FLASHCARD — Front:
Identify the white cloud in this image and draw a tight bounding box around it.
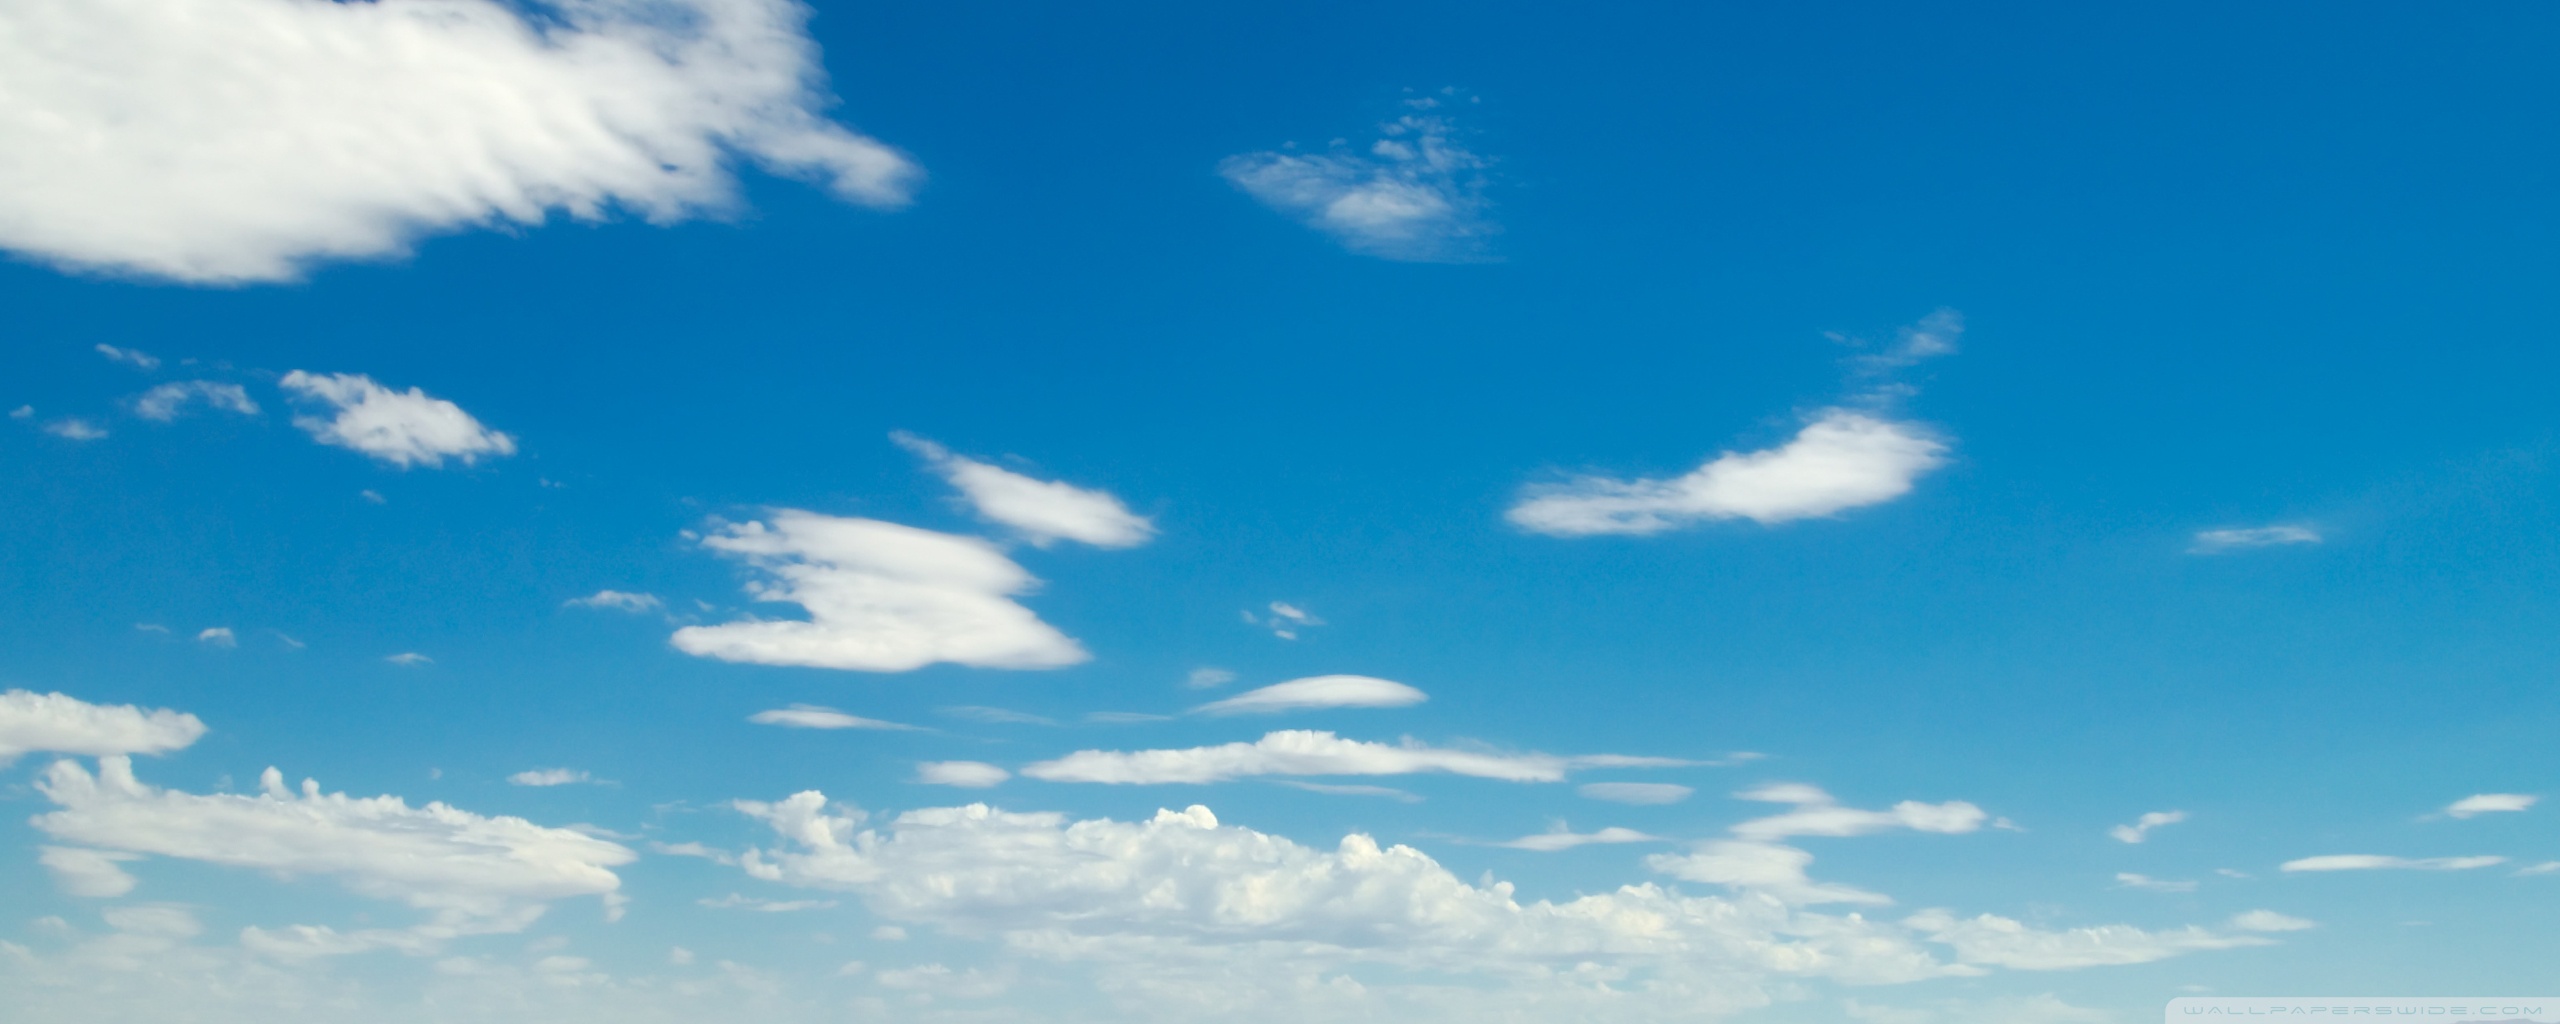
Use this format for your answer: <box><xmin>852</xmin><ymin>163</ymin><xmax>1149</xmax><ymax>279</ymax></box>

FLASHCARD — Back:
<box><xmin>1508</xmin><ymin>410</ymin><xmax>1949</xmax><ymax>536</ymax></box>
<box><xmin>195</xmin><ymin>627</ymin><xmax>236</xmax><ymax>648</ymax></box>
<box><xmin>2445</xmin><ymin>793</ymin><xmax>2536</xmax><ymax>819</ymax></box>
<box><xmin>1644</xmin><ymin>785</ymin><xmax>1988</xmax><ymax>907</ymax></box>
<box><xmin>9</xmin><ymin>404</ymin><xmax>32</xmax><ymax>419</ymax></box>
<box><xmin>748</xmin><ymin>705</ymin><xmax>920</xmax><ymax>731</ymax></box>
<box><xmin>1902</xmin><ymin>909</ymin><xmax>2274</xmax><ymax>970</ymax></box>
<box><xmin>2113</xmin><ymin>872</ymin><xmax>2197</xmax><ymax>893</ymax></box>
<box><xmin>894</xmin><ymin>433</ymin><xmax>1155</xmax><ymax>548</ymax></box>
<box><xmin>95</xmin><ymin>343</ymin><xmax>160</xmax><ymax>369</ymax></box>
<box><xmin>1186</xmin><ymin>667</ymin><xmax>1238</xmax><ymax>689</ymax></box>
<box><xmin>280</xmin><ymin>371</ymin><xmax>516</xmax><ymax>468</ymax></box>
<box><xmin>1273</xmin><ymin>781</ymin><xmax>1421</xmax><ymax>802</ymax></box>
<box><xmin>1647</xmin><ymin>840</ymin><xmax>1891</xmax><ymax>905</ymax></box>
<box><xmin>2227</xmin><ymin>910</ymin><xmax>2315</xmax><ymax>932</ymax></box>
<box><xmin>2109</xmin><ymin>809</ymin><xmax>2187</xmax><ymax>844</ymax></box>
<box><xmin>1846</xmin><ymin>309</ymin><xmax>1964</xmax><ymax>375</ymax></box>
<box><xmin>2280</xmin><ymin>854</ymin><xmax>2507</xmax><ymax>872</ymax></box>
<box><xmin>1579</xmin><ymin>782</ymin><xmax>1695</xmax><ymax>805</ymax></box>
<box><xmin>38</xmin><ymin>846</ymin><xmax>141</xmax><ymax>897</ymax></box>
<box><xmin>565</xmin><ymin>590</ymin><xmax>663</xmax><ymax>614</ymax></box>
<box><xmin>2515</xmin><ymin>861</ymin><xmax>2560</xmax><ymax>877</ymax></box>
<box><xmin>0</xmin><ymin>690</ymin><xmax>207</xmax><ymax>763</ymax></box>
<box><xmin>0</xmin><ymin>0</ymin><xmax>916</xmax><ymax>284</ymax></box>
<box><xmin>133</xmin><ymin>381</ymin><xmax>257</xmax><ymax>421</ymax></box>
<box><xmin>1088</xmin><ymin>711</ymin><xmax>1176</xmax><ymax>724</ymax></box>
<box><xmin>385</xmin><ymin>652</ymin><xmax>433</xmax><ymax>666</ymax></box>
<box><xmin>2189</xmin><ymin>525</ymin><xmax>2322</xmax><ymax>554</ymax></box>
<box><xmin>1022</xmin><ymin>730</ymin><xmax>1591</xmax><ymax>785</ymax></box>
<box><xmin>507</xmin><ymin>768</ymin><xmax>592</xmax><ymax>787</ymax></box>
<box><xmin>941</xmin><ymin>705</ymin><xmax>1058</xmax><ymax>726</ymax></box>
<box><xmin>1220</xmin><ymin>110</ymin><xmax>1493</xmax><ymax>262</ymax></box>
<box><xmin>672</xmin><ymin>511</ymin><xmax>1088</xmax><ymax>672</ymax></box>
<box><xmin>1243</xmin><ymin>601</ymin><xmax>1323</xmax><ymax>640</ymax></box>
<box><xmin>34</xmin><ymin>756</ymin><xmax>633</xmax><ymax>933</ymax></box>
<box><xmin>1497</xmin><ymin>825</ymin><xmax>1662</xmax><ymax>852</ymax></box>
<box><xmin>915</xmin><ymin>762</ymin><xmax>1011</xmax><ymax>788</ymax></box>
<box><xmin>697</xmin><ymin>893</ymin><xmax>836</xmax><ymax>912</ymax></box>
<box><xmin>1192</xmin><ymin>675</ymin><xmax>1428</xmax><ymax>715</ymax></box>
<box><xmin>1727</xmin><ymin>783</ymin><xmax>1987</xmax><ymax>841</ymax></box>
<box><xmin>43</xmin><ymin>418</ymin><xmax>107</xmax><ymax>441</ymax></box>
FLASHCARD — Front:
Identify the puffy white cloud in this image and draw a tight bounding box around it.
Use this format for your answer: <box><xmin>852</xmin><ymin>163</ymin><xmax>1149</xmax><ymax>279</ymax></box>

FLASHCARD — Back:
<box><xmin>915</xmin><ymin>761</ymin><xmax>1010</xmax><ymax>788</ymax></box>
<box><xmin>894</xmin><ymin>433</ymin><xmax>1155</xmax><ymax>548</ymax></box>
<box><xmin>34</xmin><ymin>756</ymin><xmax>633</xmax><ymax>930</ymax></box>
<box><xmin>507</xmin><ymin>768</ymin><xmax>592</xmax><ymax>787</ymax></box>
<box><xmin>1220</xmin><ymin>109</ymin><xmax>1493</xmax><ymax>263</ymax></box>
<box><xmin>0</xmin><ymin>690</ymin><xmax>207</xmax><ymax>763</ymax></box>
<box><xmin>0</xmin><ymin>0</ymin><xmax>916</xmax><ymax>284</ymax></box>
<box><xmin>1497</xmin><ymin>825</ymin><xmax>1662</xmax><ymax>852</ymax></box>
<box><xmin>281</xmin><ymin>371</ymin><xmax>516</xmax><ymax>468</ymax></box>
<box><xmin>1192</xmin><ymin>675</ymin><xmax>1428</xmax><ymax>716</ymax></box>
<box><xmin>2113</xmin><ymin>872</ymin><xmax>2197</xmax><ymax>893</ymax></box>
<box><xmin>1022</xmin><ymin>730</ymin><xmax>1584</xmax><ymax>785</ymax></box>
<box><xmin>748</xmin><ymin>705</ymin><xmax>920</xmax><ymax>731</ymax></box>
<box><xmin>1507</xmin><ymin>410</ymin><xmax>1949</xmax><ymax>536</ymax></box>
<box><xmin>2280</xmin><ymin>854</ymin><xmax>2507</xmax><ymax>872</ymax></box>
<box><xmin>2109</xmin><ymin>809</ymin><xmax>2187</xmax><ymax>844</ymax></box>
<box><xmin>565</xmin><ymin>590</ymin><xmax>663</xmax><ymax>613</ymax></box>
<box><xmin>1579</xmin><ymin>782</ymin><xmax>1694</xmax><ymax>805</ymax></box>
<box><xmin>2189</xmin><ymin>525</ymin><xmax>2322</xmax><ymax>554</ymax></box>
<box><xmin>1902</xmin><ymin>909</ymin><xmax>2274</xmax><ymax>970</ymax></box>
<box><xmin>2445</xmin><ymin>793</ymin><xmax>2536</xmax><ymax>819</ymax></box>
<box><xmin>1648</xmin><ymin>840</ymin><xmax>1891</xmax><ymax>906</ymax></box>
<box><xmin>1727</xmin><ymin>783</ymin><xmax>1987</xmax><ymax>842</ymax></box>
<box><xmin>672</xmin><ymin>511</ymin><xmax>1088</xmax><ymax>672</ymax></box>
<box><xmin>38</xmin><ymin>845</ymin><xmax>141</xmax><ymax>897</ymax></box>
<box><xmin>95</xmin><ymin>343</ymin><xmax>161</xmax><ymax>370</ymax></box>
<box><xmin>43</xmin><ymin>418</ymin><xmax>107</xmax><ymax>441</ymax></box>
<box><xmin>2227</xmin><ymin>910</ymin><xmax>2315</xmax><ymax>932</ymax></box>
<box><xmin>133</xmin><ymin>381</ymin><xmax>257</xmax><ymax>421</ymax></box>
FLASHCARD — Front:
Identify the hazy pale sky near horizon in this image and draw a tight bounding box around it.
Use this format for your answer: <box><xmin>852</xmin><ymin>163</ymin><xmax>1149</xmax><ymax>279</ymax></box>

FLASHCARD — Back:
<box><xmin>4</xmin><ymin>2</ymin><xmax>2560</xmax><ymax>1022</ymax></box>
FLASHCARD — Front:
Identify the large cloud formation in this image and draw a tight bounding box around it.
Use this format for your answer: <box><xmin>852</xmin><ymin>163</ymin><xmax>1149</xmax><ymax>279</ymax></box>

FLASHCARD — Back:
<box><xmin>0</xmin><ymin>690</ymin><xmax>206</xmax><ymax>763</ymax></box>
<box><xmin>0</xmin><ymin>0</ymin><xmax>916</xmax><ymax>283</ymax></box>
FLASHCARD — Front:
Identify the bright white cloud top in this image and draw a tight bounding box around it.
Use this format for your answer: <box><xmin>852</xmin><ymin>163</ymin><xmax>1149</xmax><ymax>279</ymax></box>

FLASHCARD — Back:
<box><xmin>1191</xmin><ymin>675</ymin><xmax>1429</xmax><ymax>715</ymax></box>
<box><xmin>0</xmin><ymin>690</ymin><xmax>206</xmax><ymax>763</ymax></box>
<box><xmin>748</xmin><ymin>705</ymin><xmax>920</xmax><ymax>731</ymax></box>
<box><xmin>1508</xmin><ymin>410</ymin><xmax>1949</xmax><ymax>536</ymax></box>
<box><xmin>133</xmin><ymin>381</ymin><xmax>258</xmax><ymax>421</ymax></box>
<box><xmin>895</xmin><ymin>433</ymin><xmax>1155</xmax><ymax>548</ymax></box>
<box><xmin>0</xmin><ymin>0</ymin><xmax>916</xmax><ymax>283</ymax></box>
<box><xmin>280</xmin><ymin>371</ymin><xmax>517</xmax><ymax>468</ymax></box>
<box><xmin>2109</xmin><ymin>809</ymin><xmax>2187</xmax><ymax>843</ymax></box>
<box><xmin>673</xmin><ymin>511</ymin><xmax>1089</xmax><ymax>672</ymax></box>
<box><xmin>2280</xmin><ymin>854</ymin><xmax>2508</xmax><ymax>872</ymax></box>
<box><xmin>1221</xmin><ymin>108</ymin><xmax>1493</xmax><ymax>262</ymax></box>
<box><xmin>2444</xmin><ymin>793</ymin><xmax>2536</xmax><ymax>818</ymax></box>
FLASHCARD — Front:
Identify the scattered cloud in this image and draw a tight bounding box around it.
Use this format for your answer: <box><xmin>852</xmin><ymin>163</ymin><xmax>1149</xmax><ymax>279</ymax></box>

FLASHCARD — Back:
<box><xmin>697</xmin><ymin>893</ymin><xmax>836</xmax><ymax>913</ymax></box>
<box><xmin>748</xmin><ymin>705</ymin><xmax>921</xmax><ymax>731</ymax></box>
<box><xmin>1022</xmin><ymin>730</ymin><xmax>1609</xmax><ymax>785</ymax></box>
<box><xmin>9</xmin><ymin>404</ymin><xmax>32</xmax><ymax>419</ymax></box>
<box><xmin>2189</xmin><ymin>525</ymin><xmax>2322</xmax><ymax>554</ymax></box>
<box><xmin>1496</xmin><ymin>825</ymin><xmax>1662</xmax><ymax>852</ymax></box>
<box><xmin>1649</xmin><ymin>839</ymin><xmax>1892</xmax><ymax>905</ymax></box>
<box><xmin>894</xmin><ymin>433</ymin><xmax>1155</xmax><ymax>548</ymax></box>
<box><xmin>672</xmin><ymin>511</ymin><xmax>1088</xmax><ymax>673</ymax></box>
<box><xmin>384</xmin><ymin>652</ymin><xmax>432</xmax><ymax>667</ymax></box>
<box><xmin>95</xmin><ymin>344</ymin><xmax>161</xmax><ymax>370</ymax></box>
<box><xmin>2280</xmin><ymin>854</ymin><xmax>2507</xmax><ymax>872</ymax></box>
<box><xmin>507</xmin><ymin>768</ymin><xmax>592</xmax><ymax>787</ymax></box>
<box><xmin>564</xmin><ymin>590</ymin><xmax>663</xmax><ymax>614</ymax></box>
<box><xmin>280</xmin><ymin>371</ymin><xmax>515</xmax><ymax>468</ymax></box>
<box><xmin>1902</xmin><ymin>909</ymin><xmax>2275</xmax><ymax>970</ymax></box>
<box><xmin>915</xmin><ymin>761</ymin><xmax>1010</xmax><ymax>788</ymax></box>
<box><xmin>1243</xmin><ymin>601</ymin><xmax>1322</xmax><ymax>640</ymax></box>
<box><xmin>2515</xmin><ymin>861</ymin><xmax>2560</xmax><ymax>877</ymax></box>
<box><xmin>0</xmin><ymin>690</ymin><xmax>207</xmax><ymax>763</ymax></box>
<box><xmin>37</xmin><ymin>845</ymin><xmax>141</xmax><ymax>897</ymax></box>
<box><xmin>1844</xmin><ymin>309</ymin><xmax>1964</xmax><ymax>376</ymax></box>
<box><xmin>1728</xmin><ymin>783</ymin><xmax>1987</xmax><ymax>841</ymax></box>
<box><xmin>1579</xmin><ymin>782</ymin><xmax>1695</xmax><ymax>805</ymax></box>
<box><xmin>940</xmin><ymin>705</ymin><xmax>1058</xmax><ymax>726</ymax></box>
<box><xmin>44</xmin><ymin>418</ymin><xmax>107</xmax><ymax>441</ymax></box>
<box><xmin>194</xmin><ymin>627</ymin><xmax>236</xmax><ymax>648</ymax></box>
<box><xmin>0</xmin><ymin>0</ymin><xmax>916</xmax><ymax>283</ymax></box>
<box><xmin>1273</xmin><ymin>781</ymin><xmax>1422</xmax><ymax>802</ymax></box>
<box><xmin>2227</xmin><ymin>910</ymin><xmax>2315</xmax><ymax>932</ymax></box>
<box><xmin>2114</xmin><ymin>872</ymin><xmax>2198</xmax><ymax>893</ymax></box>
<box><xmin>1508</xmin><ymin>410</ymin><xmax>1948</xmax><ymax>536</ymax></box>
<box><xmin>360</xmin><ymin>489</ymin><xmax>386</xmax><ymax>505</ymax></box>
<box><xmin>1085</xmin><ymin>711</ymin><xmax>1175</xmax><ymax>724</ymax></box>
<box><xmin>133</xmin><ymin>381</ymin><xmax>257</xmax><ymax>421</ymax></box>
<box><xmin>2444</xmin><ymin>793</ymin><xmax>2536</xmax><ymax>819</ymax></box>
<box><xmin>2109</xmin><ymin>810</ymin><xmax>2187</xmax><ymax>844</ymax></box>
<box><xmin>1191</xmin><ymin>675</ymin><xmax>1428</xmax><ymax>715</ymax></box>
<box><xmin>1186</xmin><ymin>667</ymin><xmax>1238</xmax><ymax>689</ymax></box>
<box><xmin>1220</xmin><ymin>104</ymin><xmax>1493</xmax><ymax>262</ymax></box>
<box><xmin>1645</xmin><ymin>785</ymin><xmax>1989</xmax><ymax>906</ymax></box>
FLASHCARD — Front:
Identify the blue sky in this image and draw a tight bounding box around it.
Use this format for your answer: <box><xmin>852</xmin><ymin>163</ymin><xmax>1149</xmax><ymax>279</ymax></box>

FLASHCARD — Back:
<box><xmin>4</xmin><ymin>1</ymin><xmax>2559</xmax><ymax>1021</ymax></box>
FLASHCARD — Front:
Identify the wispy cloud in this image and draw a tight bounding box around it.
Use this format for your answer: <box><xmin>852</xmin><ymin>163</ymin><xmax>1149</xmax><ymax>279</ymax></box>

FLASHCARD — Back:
<box><xmin>564</xmin><ymin>590</ymin><xmax>663</xmax><ymax>614</ymax></box>
<box><xmin>1496</xmin><ymin>825</ymin><xmax>1663</xmax><ymax>852</ymax></box>
<box><xmin>914</xmin><ymin>761</ymin><xmax>1009</xmax><ymax>788</ymax></box>
<box><xmin>1220</xmin><ymin>97</ymin><xmax>1493</xmax><ymax>262</ymax></box>
<box><xmin>2280</xmin><ymin>854</ymin><xmax>2506</xmax><ymax>872</ymax></box>
<box><xmin>1185</xmin><ymin>667</ymin><xmax>1237</xmax><ymax>689</ymax></box>
<box><xmin>697</xmin><ymin>893</ymin><xmax>836</xmax><ymax>912</ymax></box>
<box><xmin>2114</xmin><ymin>872</ymin><xmax>2198</xmax><ymax>893</ymax></box>
<box><xmin>894</xmin><ymin>433</ymin><xmax>1154</xmax><ymax>548</ymax></box>
<box><xmin>1647</xmin><ymin>784</ymin><xmax>1989</xmax><ymax>906</ymax></box>
<box><xmin>1578</xmin><ymin>782</ymin><xmax>1695</xmax><ymax>805</ymax></box>
<box><xmin>2443</xmin><ymin>793</ymin><xmax>2535</xmax><ymax>819</ymax></box>
<box><xmin>280</xmin><ymin>372</ymin><xmax>514</xmax><ymax>468</ymax></box>
<box><xmin>1021</xmin><ymin>730</ymin><xmax>1663</xmax><ymax>785</ymax></box>
<box><xmin>1191</xmin><ymin>675</ymin><xmax>1427</xmax><ymax>715</ymax></box>
<box><xmin>133</xmin><ymin>381</ymin><xmax>257</xmax><ymax>421</ymax></box>
<box><xmin>194</xmin><ymin>627</ymin><xmax>236</xmax><ymax>648</ymax></box>
<box><xmin>747</xmin><ymin>706</ymin><xmax>921</xmax><ymax>731</ymax></box>
<box><xmin>95</xmin><ymin>344</ymin><xmax>160</xmax><ymax>369</ymax></box>
<box><xmin>1272</xmin><ymin>780</ymin><xmax>1422</xmax><ymax>802</ymax></box>
<box><xmin>2110</xmin><ymin>810</ymin><xmax>2187</xmax><ymax>844</ymax></box>
<box><xmin>939</xmin><ymin>706</ymin><xmax>1058</xmax><ymax>726</ymax></box>
<box><xmin>2189</xmin><ymin>525</ymin><xmax>2321</xmax><ymax>554</ymax></box>
<box><xmin>43</xmin><ymin>418</ymin><xmax>106</xmax><ymax>441</ymax></box>
<box><xmin>383</xmin><ymin>652</ymin><xmax>431</xmax><ymax>667</ymax></box>
<box><xmin>508</xmin><ymin>768</ymin><xmax>593</xmax><ymax>787</ymax></box>
<box><xmin>1243</xmin><ymin>601</ymin><xmax>1321</xmax><ymax>640</ymax></box>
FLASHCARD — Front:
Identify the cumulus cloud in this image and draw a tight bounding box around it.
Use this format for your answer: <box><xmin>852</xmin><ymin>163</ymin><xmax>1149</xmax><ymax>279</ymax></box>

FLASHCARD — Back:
<box><xmin>43</xmin><ymin>418</ymin><xmax>107</xmax><ymax>441</ymax></box>
<box><xmin>133</xmin><ymin>381</ymin><xmax>257</xmax><ymax>421</ymax></box>
<box><xmin>1902</xmin><ymin>909</ymin><xmax>2275</xmax><ymax>970</ymax></box>
<box><xmin>2109</xmin><ymin>810</ymin><xmax>2187</xmax><ymax>844</ymax></box>
<box><xmin>1191</xmin><ymin>675</ymin><xmax>1428</xmax><ymax>716</ymax></box>
<box><xmin>1021</xmin><ymin>730</ymin><xmax>1623</xmax><ymax>785</ymax></box>
<box><xmin>2444</xmin><ymin>793</ymin><xmax>2536</xmax><ymax>819</ymax></box>
<box><xmin>894</xmin><ymin>433</ymin><xmax>1155</xmax><ymax>548</ymax></box>
<box><xmin>2189</xmin><ymin>525</ymin><xmax>2322</xmax><ymax>554</ymax></box>
<box><xmin>915</xmin><ymin>761</ymin><xmax>1010</xmax><ymax>788</ymax></box>
<box><xmin>565</xmin><ymin>590</ymin><xmax>663</xmax><ymax>613</ymax></box>
<box><xmin>748</xmin><ymin>705</ymin><xmax>920</xmax><ymax>731</ymax></box>
<box><xmin>0</xmin><ymin>690</ymin><xmax>207</xmax><ymax>763</ymax></box>
<box><xmin>672</xmin><ymin>511</ymin><xmax>1088</xmax><ymax>672</ymax></box>
<box><xmin>0</xmin><ymin>0</ymin><xmax>916</xmax><ymax>284</ymax></box>
<box><xmin>2280</xmin><ymin>854</ymin><xmax>2507</xmax><ymax>872</ymax></box>
<box><xmin>1579</xmin><ymin>782</ymin><xmax>1695</xmax><ymax>805</ymax></box>
<box><xmin>1220</xmin><ymin>106</ymin><xmax>1493</xmax><ymax>262</ymax></box>
<box><xmin>1497</xmin><ymin>825</ymin><xmax>1662</xmax><ymax>852</ymax></box>
<box><xmin>38</xmin><ymin>845</ymin><xmax>141</xmax><ymax>897</ymax></box>
<box><xmin>1508</xmin><ymin>410</ymin><xmax>1948</xmax><ymax>536</ymax></box>
<box><xmin>507</xmin><ymin>768</ymin><xmax>592</xmax><ymax>787</ymax></box>
<box><xmin>2113</xmin><ymin>872</ymin><xmax>2197</xmax><ymax>893</ymax></box>
<box><xmin>95</xmin><ymin>343</ymin><xmax>161</xmax><ymax>370</ymax></box>
<box><xmin>34</xmin><ymin>756</ymin><xmax>633</xmax><ymax>934</ymax></box>
<box><xmin>281</xmin><ymin>371</ymin><xmax>516</xmax><ymax>468</ymax></box>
